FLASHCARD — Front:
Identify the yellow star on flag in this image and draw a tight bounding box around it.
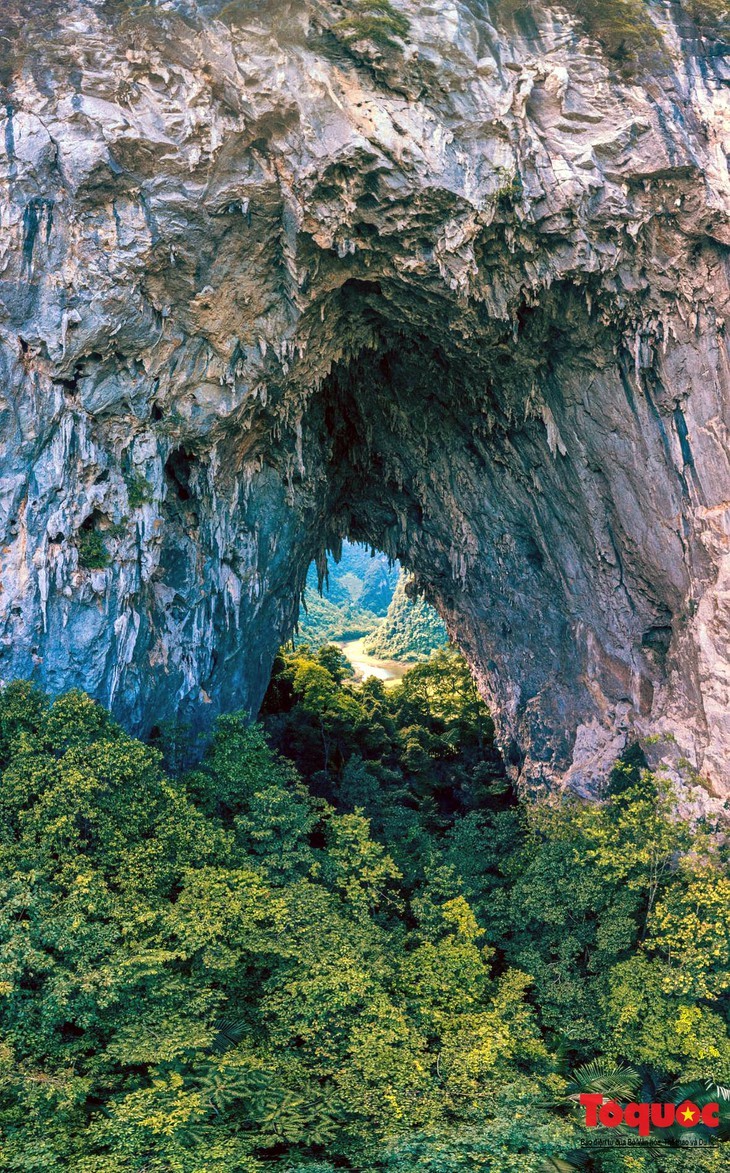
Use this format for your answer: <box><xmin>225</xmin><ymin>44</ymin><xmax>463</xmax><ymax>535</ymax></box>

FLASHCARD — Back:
<box><xmin>681</xmin><ymin>1106</ymin><xmax>697</xmax><ymax>1123</ymax></box>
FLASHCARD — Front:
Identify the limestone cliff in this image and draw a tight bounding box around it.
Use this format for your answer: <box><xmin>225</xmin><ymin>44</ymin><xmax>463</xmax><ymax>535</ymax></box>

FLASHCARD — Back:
<box><xmin>1</xmin><ymin>0</ymin><xmax>730</xmax><ymax>791</ymax></box>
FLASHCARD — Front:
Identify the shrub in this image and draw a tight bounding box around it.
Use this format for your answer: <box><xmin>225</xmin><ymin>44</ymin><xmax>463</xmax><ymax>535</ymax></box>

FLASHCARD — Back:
<box><xmin>332</xmin><ymin>0</ymin><xmax>410</xmax><ymax>52</ymax></box>
<box><xmin>493</xmin><ymin>0</ymin><xmax>662</xmax><ymax>64</ymax></box>
<box><xmin>561</xmin><ymin>0</ymin><xmax>663</xmax><ymax>62</ymax></box>
<box><xmin>495</xmin><ymin>0</ymin><xmax>729</xmax><ymax>62</ymax></box>
<box><xmin>124</xmin><ymin>468</ymin><xmax>153</xmax><ymax>509</ymax></box>
<box><xmin>682</xmin><ymin>0</ymin><xmax>730</xmax><ymax>32</ymax></box>
<box><xmin>76</xmin><ymin>526</ymin><xmax>110</xmax><ymax>570</ymax></box>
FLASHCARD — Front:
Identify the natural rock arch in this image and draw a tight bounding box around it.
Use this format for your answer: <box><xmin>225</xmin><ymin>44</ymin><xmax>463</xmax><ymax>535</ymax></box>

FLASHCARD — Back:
<box><xmin>1</xmin><ymin>0</ymin><xmax>730</xmax><ymax>790</ymax></box>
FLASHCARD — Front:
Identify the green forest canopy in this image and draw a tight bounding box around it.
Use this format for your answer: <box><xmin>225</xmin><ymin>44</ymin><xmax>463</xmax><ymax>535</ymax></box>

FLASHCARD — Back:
<box><xmin>0</xmin><ymin>649</ymin><xmax>728</xmax><ymax>1171</ymax></box>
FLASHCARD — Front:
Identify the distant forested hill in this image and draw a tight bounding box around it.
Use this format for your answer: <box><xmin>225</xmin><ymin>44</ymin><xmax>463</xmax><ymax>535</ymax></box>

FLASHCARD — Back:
<box><xmin>363</xmin><ymin>575</ymin><xmax>448</xmax><ymax>661</ymax></box>
<box><xmin>297</xmin><ymin>542</ymin><xmax>447</xmax><ymax>661</ymax></box>
<box><xmin>297</xmin><ymin>590</ymin><xmax>380</xmax><ymax>646</ymax></box>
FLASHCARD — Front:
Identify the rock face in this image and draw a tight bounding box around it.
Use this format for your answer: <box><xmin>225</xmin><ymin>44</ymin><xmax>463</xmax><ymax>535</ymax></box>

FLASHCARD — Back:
<box><xmin>1</xmin><ymin>0</ymin><xmax>730</xmax><ymax>790</ymax></box>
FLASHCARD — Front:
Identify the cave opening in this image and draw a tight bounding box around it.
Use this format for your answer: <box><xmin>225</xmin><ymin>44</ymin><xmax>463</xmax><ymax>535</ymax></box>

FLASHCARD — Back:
<box><xmin>22</xmin><ymin>273</ymin><xmax>693</xmax><ymax>794</ymax></box>
<box><xmin>243</xmin><ymin>271</ymin><xmax>685</xmax><ymax>791</ymax></box>
<box><xmin>273</xmin><ymin>286</ymin><xmax>577</xmax><ymax>783</ymax></box>
<box><xmin>296</xmin><ymin>537</ymin><xmax>448</xmax><ymax>678</ymax></box>
<box><xmin>58</xmin><ymin>264</ymin><xmax>692</xmax><ymax>795</ymax></box>
<box><xmin>259</xmin><ymin>524</ymin><xmax>512</xmax><ymax>833</ymax></box>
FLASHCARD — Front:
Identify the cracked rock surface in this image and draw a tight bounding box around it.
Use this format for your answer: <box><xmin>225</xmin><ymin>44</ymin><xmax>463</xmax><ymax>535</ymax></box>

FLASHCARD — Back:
<box><xmin>2</xmin><ymin>0</ymin><xmax>730</xmax><ymax>791</ymax></box>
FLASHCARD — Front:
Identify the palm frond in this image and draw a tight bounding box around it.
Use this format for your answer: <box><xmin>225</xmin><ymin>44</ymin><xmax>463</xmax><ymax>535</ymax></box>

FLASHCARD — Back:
<box><xmin>211</xmin><ymin>1015</ymin><xmax>249</xmax><ymax>1054</ymax></box>
<box><xmin>671</xmin><ymin>1076</ymin><xmax>730</xmax><ymax>1103</ymax></box>
<box><xmin>542</xmin><ymin>1158</ymin><xmax>586</xmax><ymax>1172</ymax></box>
<box><xmin>566</xmin><ymin>1058</ymin><xmax>640</xmax><ymax>1100</ymax></box>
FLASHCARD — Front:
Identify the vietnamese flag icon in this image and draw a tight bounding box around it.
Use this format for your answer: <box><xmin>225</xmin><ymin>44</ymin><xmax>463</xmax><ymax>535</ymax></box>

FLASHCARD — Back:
<box><xmin>677</xmin><ymin>1101</ymin><xmax>700</xmax><ymax>1127</ymax></box>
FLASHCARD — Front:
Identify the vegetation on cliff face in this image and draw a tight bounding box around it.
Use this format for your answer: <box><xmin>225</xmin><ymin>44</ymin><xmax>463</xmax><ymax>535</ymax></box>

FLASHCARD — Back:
<box><xmin>494</xmin><ymin>0</ymin><xmax>728</xmax><ymax>63</ymax></box>
<box><xmin>331</xmin><ymin>0</ymin><xmax>410</xmax><ymax>51</ymax></box>
<box><xmin>324</xmin><ymin>0</ymin><xmax>730</xmax><ymax>62</ymax></box>
<box><xmin>686</xmin><ymin>0</ymin><xmax>730</xmax><ymax>28</ymax></box>
<box><xmin>0</xmin><ymin>667</ymin><xmax>728</xmax><ymax>1171</ymax></box>
<box><xmin>561</xmin><ymin>0</ymin><xmax>663</xmax><ymax>61</ymax></box>
<box><xmin>567</xmin><ymin>0</ymin><xmax>730</xmax><ymax>60</ymax></box>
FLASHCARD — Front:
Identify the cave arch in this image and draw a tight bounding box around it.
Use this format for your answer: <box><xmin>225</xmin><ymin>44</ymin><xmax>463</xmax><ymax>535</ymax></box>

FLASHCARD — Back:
<box><xmin>257</xmin><ymin>277</ymin><xmax>689</xmax><ymax>790</ymax></box>
<box><xmin>2</xmin><ymin>231</ymin><xmax>723</xmax><ymax>794</ymax></box>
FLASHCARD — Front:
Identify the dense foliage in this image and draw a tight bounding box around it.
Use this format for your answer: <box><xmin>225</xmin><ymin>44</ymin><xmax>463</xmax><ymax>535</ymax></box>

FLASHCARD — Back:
<box><xmin>0</xmin><ymin>663</ymin><xmax>728</xmax><ymax>1171</ymax></box>
<box><xmin>261</xmin><ymin>645</ymin><xmax>503</xmax><ymax>870</ymax></box>
<box><xmin>297</xmin><ymin>590</ymin><xmax>381</xmax><ymax>649</ymax></box>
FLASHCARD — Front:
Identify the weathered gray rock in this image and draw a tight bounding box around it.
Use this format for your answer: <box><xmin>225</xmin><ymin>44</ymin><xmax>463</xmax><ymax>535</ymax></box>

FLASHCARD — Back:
<box><xmin>1</xmin><ymin>0</ymin><xmax>730</xmax><ymax>791</ymax></box>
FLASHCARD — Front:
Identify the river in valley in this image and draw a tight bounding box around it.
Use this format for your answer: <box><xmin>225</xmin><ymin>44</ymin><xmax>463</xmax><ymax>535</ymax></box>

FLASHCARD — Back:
<box><xmin>337</xmin><ymin>638</ymin><xmax>411</xmax><ymax>686</ymax></box>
